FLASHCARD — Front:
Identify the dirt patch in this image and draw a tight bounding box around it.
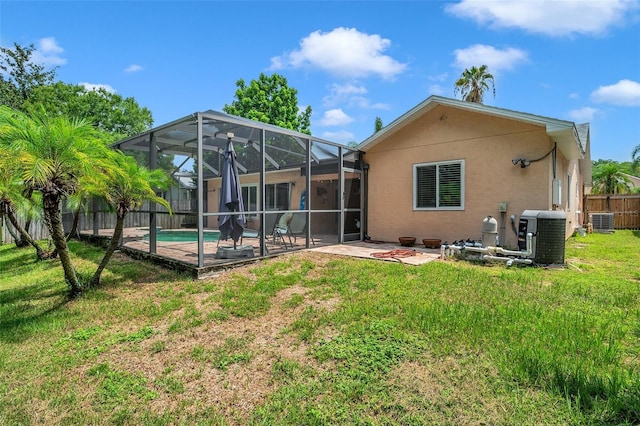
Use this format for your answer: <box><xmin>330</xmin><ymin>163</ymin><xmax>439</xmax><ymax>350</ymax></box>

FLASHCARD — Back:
<box><xmin>67</xmin><ymin>253</ymin><xmax>342</xmax><ymax>423</ymax></box>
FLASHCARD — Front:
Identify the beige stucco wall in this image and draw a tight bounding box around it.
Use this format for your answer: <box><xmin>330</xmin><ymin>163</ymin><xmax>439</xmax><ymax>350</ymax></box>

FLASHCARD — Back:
<box><xmin>205</xmin><ymin>169</ymin><xmax>305</xmax><ymax>228</ymax></box>
<box><xmin>204</xmin><ymin>169</ymin><xmax>343</xmax><ymax>233</ymax></box>
<box><xmin>364</xmin><ymin>105</ymin><xmax>576</xmax><ymax>248</ymax></box>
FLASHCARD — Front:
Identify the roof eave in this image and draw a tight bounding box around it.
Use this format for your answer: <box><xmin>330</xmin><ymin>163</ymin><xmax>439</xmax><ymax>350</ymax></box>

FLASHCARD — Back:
<box><xmin>358</xmin><ymin>95</ymin><xmax>585</xmax><ymax>161</ymax></box>
<box><xmin>547</xmin><ymin>125</ymin><xmax>585</xmax><ymax>161</ymax></box>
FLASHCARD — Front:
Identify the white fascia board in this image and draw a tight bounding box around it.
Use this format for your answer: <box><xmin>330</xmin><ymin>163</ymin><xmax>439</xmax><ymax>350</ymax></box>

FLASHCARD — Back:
<box><xmin>358</xmin><ymin>95</ymin><xmax>584</xmax><ymax>160</ymax></box>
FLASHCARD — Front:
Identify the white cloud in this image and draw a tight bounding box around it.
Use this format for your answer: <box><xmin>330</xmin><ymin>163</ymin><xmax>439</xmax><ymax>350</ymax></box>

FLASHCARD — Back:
<box><xmin>321</xmin><ymin>129</ymin><xmax>356</xmax><ymax>144</ymax></box>
<box><xmin>428</xmin><ymin>84</ymin><xmax>447</xmax><ymax>96</ymax></box>
<box><xmin>38</xmin><ymin>37</ymin><xmax>63</xmax><ymax>54</ymax></box>
<box><xmin>31</xmin><ymin>37</ymin><xmax>66</xmax><ymax>67</ymax></box>
<box><xmin>270</xmin><ymin>27</ymin><xmax>407</xmax><ymax>80</ymax></box>
<box><xmin>80</xmin><ymin>82</ymin><xmax>116</xmax><ymax>93</ymax></box>
<box><xmin>318</xmin><ymin>109</ymin><xmax>354</xmax><ymax>126</ymax></box>
<box><xmin>445</xmin><ymin>0</ymin><xmax>638</xmax><ymax>37</ymax></box>
<box><xmin>124</xmin><ymin>64</ymin><xmax>143</xmax><ymax>73</ymax></box>
<box><xmin>569</xmin><ymin>92</ymin><xmax>580</xmax><ymax>100</ymax></box>
<box><xmin>349</xmin><ymin>97</ymin><xmax>389</xmax><ymax>110</ymax></box>
<box><xmin>321</xmin><ymin>83</ymin><xmax>389</xmax><ymax>110</ymax></box>
<box><xmin>452</xmin><ymin>44</ymin><xmax>528</xmax><ymax>73</ymax></box>
<box><xmin>569</xmin><ymin>107</ymin><xmax>598</xmax><ymax>122</ymax></box>
<box><xmin>428</xmin><ymin>72</ymin><xmax>449</xmax><ymax>83</ymax></box>
<box><xmin>322</xmin><ymin>83</ymin><xmax>367</xmax><ymax>106</ymax></box>
<box><xmin>590</xmin><ymin>79</ymin><xmax>640</xmax><ymax>106</ymax></box>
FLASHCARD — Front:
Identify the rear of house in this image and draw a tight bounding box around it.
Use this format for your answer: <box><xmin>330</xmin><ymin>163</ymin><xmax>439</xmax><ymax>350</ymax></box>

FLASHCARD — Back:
<box><xmin>359</xmin><ymin>96</ymin><xmax>591</xmax><ymax>249</ymax></box>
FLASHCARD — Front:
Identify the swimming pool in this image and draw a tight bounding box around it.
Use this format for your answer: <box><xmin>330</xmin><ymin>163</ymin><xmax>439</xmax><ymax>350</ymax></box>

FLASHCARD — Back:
<box><xmin>143</xmin><ymin>230</ymin><xmax>221</xmax><ymax>243</ymax></box>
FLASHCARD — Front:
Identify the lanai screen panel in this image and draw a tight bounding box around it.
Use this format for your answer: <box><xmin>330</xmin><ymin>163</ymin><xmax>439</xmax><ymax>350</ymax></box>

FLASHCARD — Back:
<box><xmin>110</xmin><ymin>110</ymin><xmax>353</xmax><ymax>267</ymax></box>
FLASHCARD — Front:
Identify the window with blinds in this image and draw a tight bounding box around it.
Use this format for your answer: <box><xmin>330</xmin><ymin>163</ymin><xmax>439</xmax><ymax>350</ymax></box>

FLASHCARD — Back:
<box><xmin>413</xmin><ymin>160</ymin><xmax>464</xmax><ymax>210</ymax></box>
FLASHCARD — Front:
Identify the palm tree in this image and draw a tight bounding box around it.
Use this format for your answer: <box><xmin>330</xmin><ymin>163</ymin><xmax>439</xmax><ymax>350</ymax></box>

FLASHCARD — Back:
<box><xmin>454</xmin><ymin>65</ymin><xmax>495</xmax><ymax>104</ymax></box>
<box><xmin>591</xmin><ymin>162</ymin><xmax>633</xmax><ymax>195</ymax></box>
<box><xmin>84</xmin><ymin>153</ymin><xmax>171</xmax><ymax>286</ymax></box>
<box><xmin>0</xmin><ymin>151</ymin><xmax>51</xmax><ymax>259</ymax></box>
<box><xmin>374</xmin><ymin>116</ymin><xmax>383</xmax><ymax>133</ymax></box>
<box><xmin>0</xmin><ymin>106</ymin><xmax>113</xmax><ymax>295</ymax></box>
<box><xmin>632</xmin><ymin>144</ymin><xmax>640</xmax><ymax>174</ymax></box>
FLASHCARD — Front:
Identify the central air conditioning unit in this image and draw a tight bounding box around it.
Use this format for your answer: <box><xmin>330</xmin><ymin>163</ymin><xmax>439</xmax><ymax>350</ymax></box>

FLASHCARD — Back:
<box><xmin>589</xmin><ymin>213</ymin><xmax>615</xmax><ymax>233</ymax></box>
<box><xmin>517</xmin><ymin>210</ymin><xmax>566</xmax><ymax>265</ymax></box>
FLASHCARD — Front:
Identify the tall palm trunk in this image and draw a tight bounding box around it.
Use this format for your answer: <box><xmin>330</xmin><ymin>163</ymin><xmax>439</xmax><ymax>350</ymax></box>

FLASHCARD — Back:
<box><xmin>2</xmin><ymin>204</ymin><xmax>51</xmax><ymax>259</ymax></box>
<box><xmin>15</xmin><ymin>189</ymin><xmax>34</xmax><ymax>247</ymax></box>
<box><xmin>66</xmin><ymin>206</ymin><xmax>81</xmax><ymax>241</ymax></box>
<box><xmin>15</xmin><ymin>217</ymin><xmax>31</xmax><ymax>247</ymax></box>
<box><xmin>2</xmin><ymin>212</ymin><xmax>20</xmax><ymax>242</ymax></box>
<box><xmin>43</xmin><ymin>193</ymin><xmax>82</xmax><ymax>295</ymax></box>
<box><xmin>91</xmin><ymin>212</ymin><xmax>124</xmax><ymax>286</ymax></box>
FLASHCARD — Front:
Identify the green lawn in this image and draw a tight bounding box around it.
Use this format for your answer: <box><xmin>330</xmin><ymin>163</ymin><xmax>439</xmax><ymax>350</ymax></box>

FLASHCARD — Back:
<box><xmin>1</xmin><ymin>232</ymin><xmax>639</xmax><ymax>425</ymax></box>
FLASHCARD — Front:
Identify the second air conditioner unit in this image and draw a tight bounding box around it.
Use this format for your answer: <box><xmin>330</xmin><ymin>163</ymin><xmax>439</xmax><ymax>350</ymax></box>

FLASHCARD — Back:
<box><xmin>589</xmin><ymin>213</ymin><xmax>615</xmax><ymax>233</ymax></box>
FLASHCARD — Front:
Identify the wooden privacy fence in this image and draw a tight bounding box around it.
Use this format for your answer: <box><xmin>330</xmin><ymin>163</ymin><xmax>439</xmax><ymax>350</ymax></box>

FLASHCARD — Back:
<box><xmin>1</xmin><ymin>210</ymin><xmax>193</xmax><ymax>245</ymax></box>
<box><xmin>585</xmin><ymin>194</ymin><xmax>640</xmax><ymax>230</ymax></box>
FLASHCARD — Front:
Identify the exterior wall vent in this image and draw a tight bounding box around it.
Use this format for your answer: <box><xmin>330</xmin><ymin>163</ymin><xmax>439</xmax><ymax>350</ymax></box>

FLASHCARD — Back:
<box><xmin>589</xmin><ymin>213</ymin><xmax>614</xmax><ymax>233</ymax></box>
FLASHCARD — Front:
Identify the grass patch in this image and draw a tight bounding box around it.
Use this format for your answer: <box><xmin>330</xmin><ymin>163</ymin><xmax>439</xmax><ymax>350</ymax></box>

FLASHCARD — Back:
<box><xmin>191</xmin><ymin>335</ymin><xmax>254</xmax><ymax>370</ymax></box>
<box><xmin>1</xmin><ymin>232</ymin><xmax>639</xmax><ymax>424</ymax></box>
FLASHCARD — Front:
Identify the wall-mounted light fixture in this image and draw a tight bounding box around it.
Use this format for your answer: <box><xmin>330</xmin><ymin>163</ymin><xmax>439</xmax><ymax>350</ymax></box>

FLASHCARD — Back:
<box><xmin>512</xmin><ymin>143</ymin><xmax>557</xmax><ymax>170</ymax></box>
<box><xmin>512</xmin><ymin>158</ymin><xmax>530</xmax><ymax>168</ymax></box>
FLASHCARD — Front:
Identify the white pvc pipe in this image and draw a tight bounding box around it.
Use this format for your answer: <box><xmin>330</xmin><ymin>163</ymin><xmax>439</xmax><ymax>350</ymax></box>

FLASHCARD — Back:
<box><xmin>482</xmin><ymin>255</ymin><xmax>533</xmax><ymax>265</ymax></box>
<box><xmin>485</xmin><ymin>232</ymin><xmax>533</xmax><ymax>257</ymax></box>
<box><xmin>442</xmin><ymin>233</ymin><xmax>533</xmax><ymax>264</ymax></box>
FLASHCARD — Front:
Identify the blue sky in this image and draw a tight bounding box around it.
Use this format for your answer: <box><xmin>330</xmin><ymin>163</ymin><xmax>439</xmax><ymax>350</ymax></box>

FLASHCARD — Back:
<box><xmin>2</xmin><ymin>0</ymin><xmax>639</xmax><ymax>162</ymax></box>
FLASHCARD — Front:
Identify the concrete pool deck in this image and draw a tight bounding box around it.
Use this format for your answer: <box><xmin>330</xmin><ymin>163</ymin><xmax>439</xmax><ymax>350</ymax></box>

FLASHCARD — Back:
<box><xmin>80</xmin><ymin>228</ymin><xmax>441</xmax><ymax>278</ymax></box>
<box><xmin>309</xmin><ymin>240</ymin><xmax>441</xmax><ymax>266</ymax></box>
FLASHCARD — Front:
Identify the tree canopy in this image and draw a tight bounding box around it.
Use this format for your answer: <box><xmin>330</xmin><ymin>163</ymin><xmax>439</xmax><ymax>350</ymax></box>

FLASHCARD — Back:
<box><xmin>223</xmin><ymin>73</ymin><xmax>312</xmax><ymax>134</ymax></box>
<box><xmin>454</xmin><ymin>65</ymin><xmax>495</xmax><ymax>104</ymax></box>
<box><xmin>1</xmin><ymin>43</ymin><xmax>154</xmax><ymax>140</ymax></box>
<box><xmin>25</xmin><ymin>82</ymin><xmax>153</xmax><ymax>138</ymax></box>
<box><xmin>0</xmin><ymin>43</ymin><xmax>56</xmax><ymax>109</ymax></box>
<box><xmin>0</xmin><ymin>106</ymin><xmax>116</xmax><ymax>294</ymax></box>
<box><xmin>1</xmin><ymin>42</ymin><xmax>174</xmax><ymax>173</ymax></box>
<box><xmin>83</xmin><ymin>152</ymin><xmax>171</xmax><ymax>286</ymax></box>
<box><xmin>632</xmin><ymin>144</ymin><xmax>640</xmax><ymax>174</ymax></box>
<box><xmin>591</xmin><ymin>161</ymin><xmax>633</xmax><ymax>195</ymax></box>
<box><xmin>374</xmin><ymin>116</ymin><xmax>383</xmax><ymax>133</ymax></box>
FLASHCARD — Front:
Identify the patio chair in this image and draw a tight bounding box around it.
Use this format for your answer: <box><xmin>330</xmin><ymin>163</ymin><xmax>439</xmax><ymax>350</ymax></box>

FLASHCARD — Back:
<box><xmin>285</xmin><ymin>212</ymin><xmax>315</xmax><ymax>247</ymax></box>
<box><xmin>274</xmin><ymin>212</ymin><xmax>293</xmax><ymax>249</ymax></box>
<box><xmin>216</xmin><ymin>212</ymin><xmax>285</xmax><ymax>253</ymax></box>
<box><xmin>263</xmin><ymin>211</ymin><xmax>291</xmax><ymax>250</ymax></box>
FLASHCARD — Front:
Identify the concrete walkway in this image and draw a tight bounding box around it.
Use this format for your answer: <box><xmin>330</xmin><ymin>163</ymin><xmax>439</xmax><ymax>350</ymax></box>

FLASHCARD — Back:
<box><xmin>309</xmin><ymin>240</ymin><xmax>441</xmax><ymax>266</ymax></box>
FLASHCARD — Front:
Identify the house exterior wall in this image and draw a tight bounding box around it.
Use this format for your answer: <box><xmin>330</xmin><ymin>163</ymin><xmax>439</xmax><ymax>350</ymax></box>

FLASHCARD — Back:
<box><xmin>204</xmin><ymin>168</ymin><xmax>342</xmax><ymax>233</ymax></box>
<box><xmin>364</xmin><ymin>105</ymin><xmax>575</xmax><ymax>248</ymax></box>
<box><xmin>545</xmin><ymin>147</ymin><xmax>584</xmax><ymax>238</ymax></box>
<box><xmin>205</xmin><ymin>169</ymin><xmax>305</xmax><ymax>228</ymax></box>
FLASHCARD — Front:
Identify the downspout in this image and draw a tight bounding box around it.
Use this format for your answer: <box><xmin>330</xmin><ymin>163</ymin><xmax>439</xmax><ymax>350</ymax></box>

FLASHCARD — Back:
<box><xmin>362</xmin><ymin>161</ymin><xmax>370</xmax><ymax>240</ymax></box>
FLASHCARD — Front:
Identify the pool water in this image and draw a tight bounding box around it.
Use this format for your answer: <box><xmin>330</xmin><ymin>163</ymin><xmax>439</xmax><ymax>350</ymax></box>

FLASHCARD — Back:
<box><xmin>143</xmin><ymin>230</ymin><xmax>220</xmax><ymax>243</ymax></box>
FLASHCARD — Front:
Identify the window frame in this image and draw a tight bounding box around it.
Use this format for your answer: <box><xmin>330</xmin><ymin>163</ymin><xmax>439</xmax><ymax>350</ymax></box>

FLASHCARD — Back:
<box><xmin>413</xmin><ymin>159</ymin><xmax>465</xmax><ymax>211</ymax></box>
<box><xmin>241</xmin><ymin>184</ymin><xmax>259</xmax><ymax>218</ymax></box>
<box><xmin>265</xmin><ymin>182</ymin><xmax>292</xmax><ymax>211</ymax></box>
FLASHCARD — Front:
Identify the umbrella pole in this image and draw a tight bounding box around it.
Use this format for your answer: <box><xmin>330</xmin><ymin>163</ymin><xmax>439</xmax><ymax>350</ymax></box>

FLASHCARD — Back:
<box><xmin>234</xmin><ymin>212</ymin><xmax>238</xmax><ymax>249</ymax></box>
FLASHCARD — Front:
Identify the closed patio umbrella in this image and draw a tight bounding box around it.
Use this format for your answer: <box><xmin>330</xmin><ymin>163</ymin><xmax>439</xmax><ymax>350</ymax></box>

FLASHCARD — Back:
<box><xmin>218</xmin><ymin>136</ymin><xmax>245</xmax><ymax>249</ymax></box>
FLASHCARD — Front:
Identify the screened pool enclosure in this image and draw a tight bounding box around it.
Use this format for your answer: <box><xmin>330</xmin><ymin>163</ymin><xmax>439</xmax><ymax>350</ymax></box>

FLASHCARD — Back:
<box><xmin>82</xmin><ymin>110</ymin><xmax>364</xmax><ymax>275</ymax></box>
